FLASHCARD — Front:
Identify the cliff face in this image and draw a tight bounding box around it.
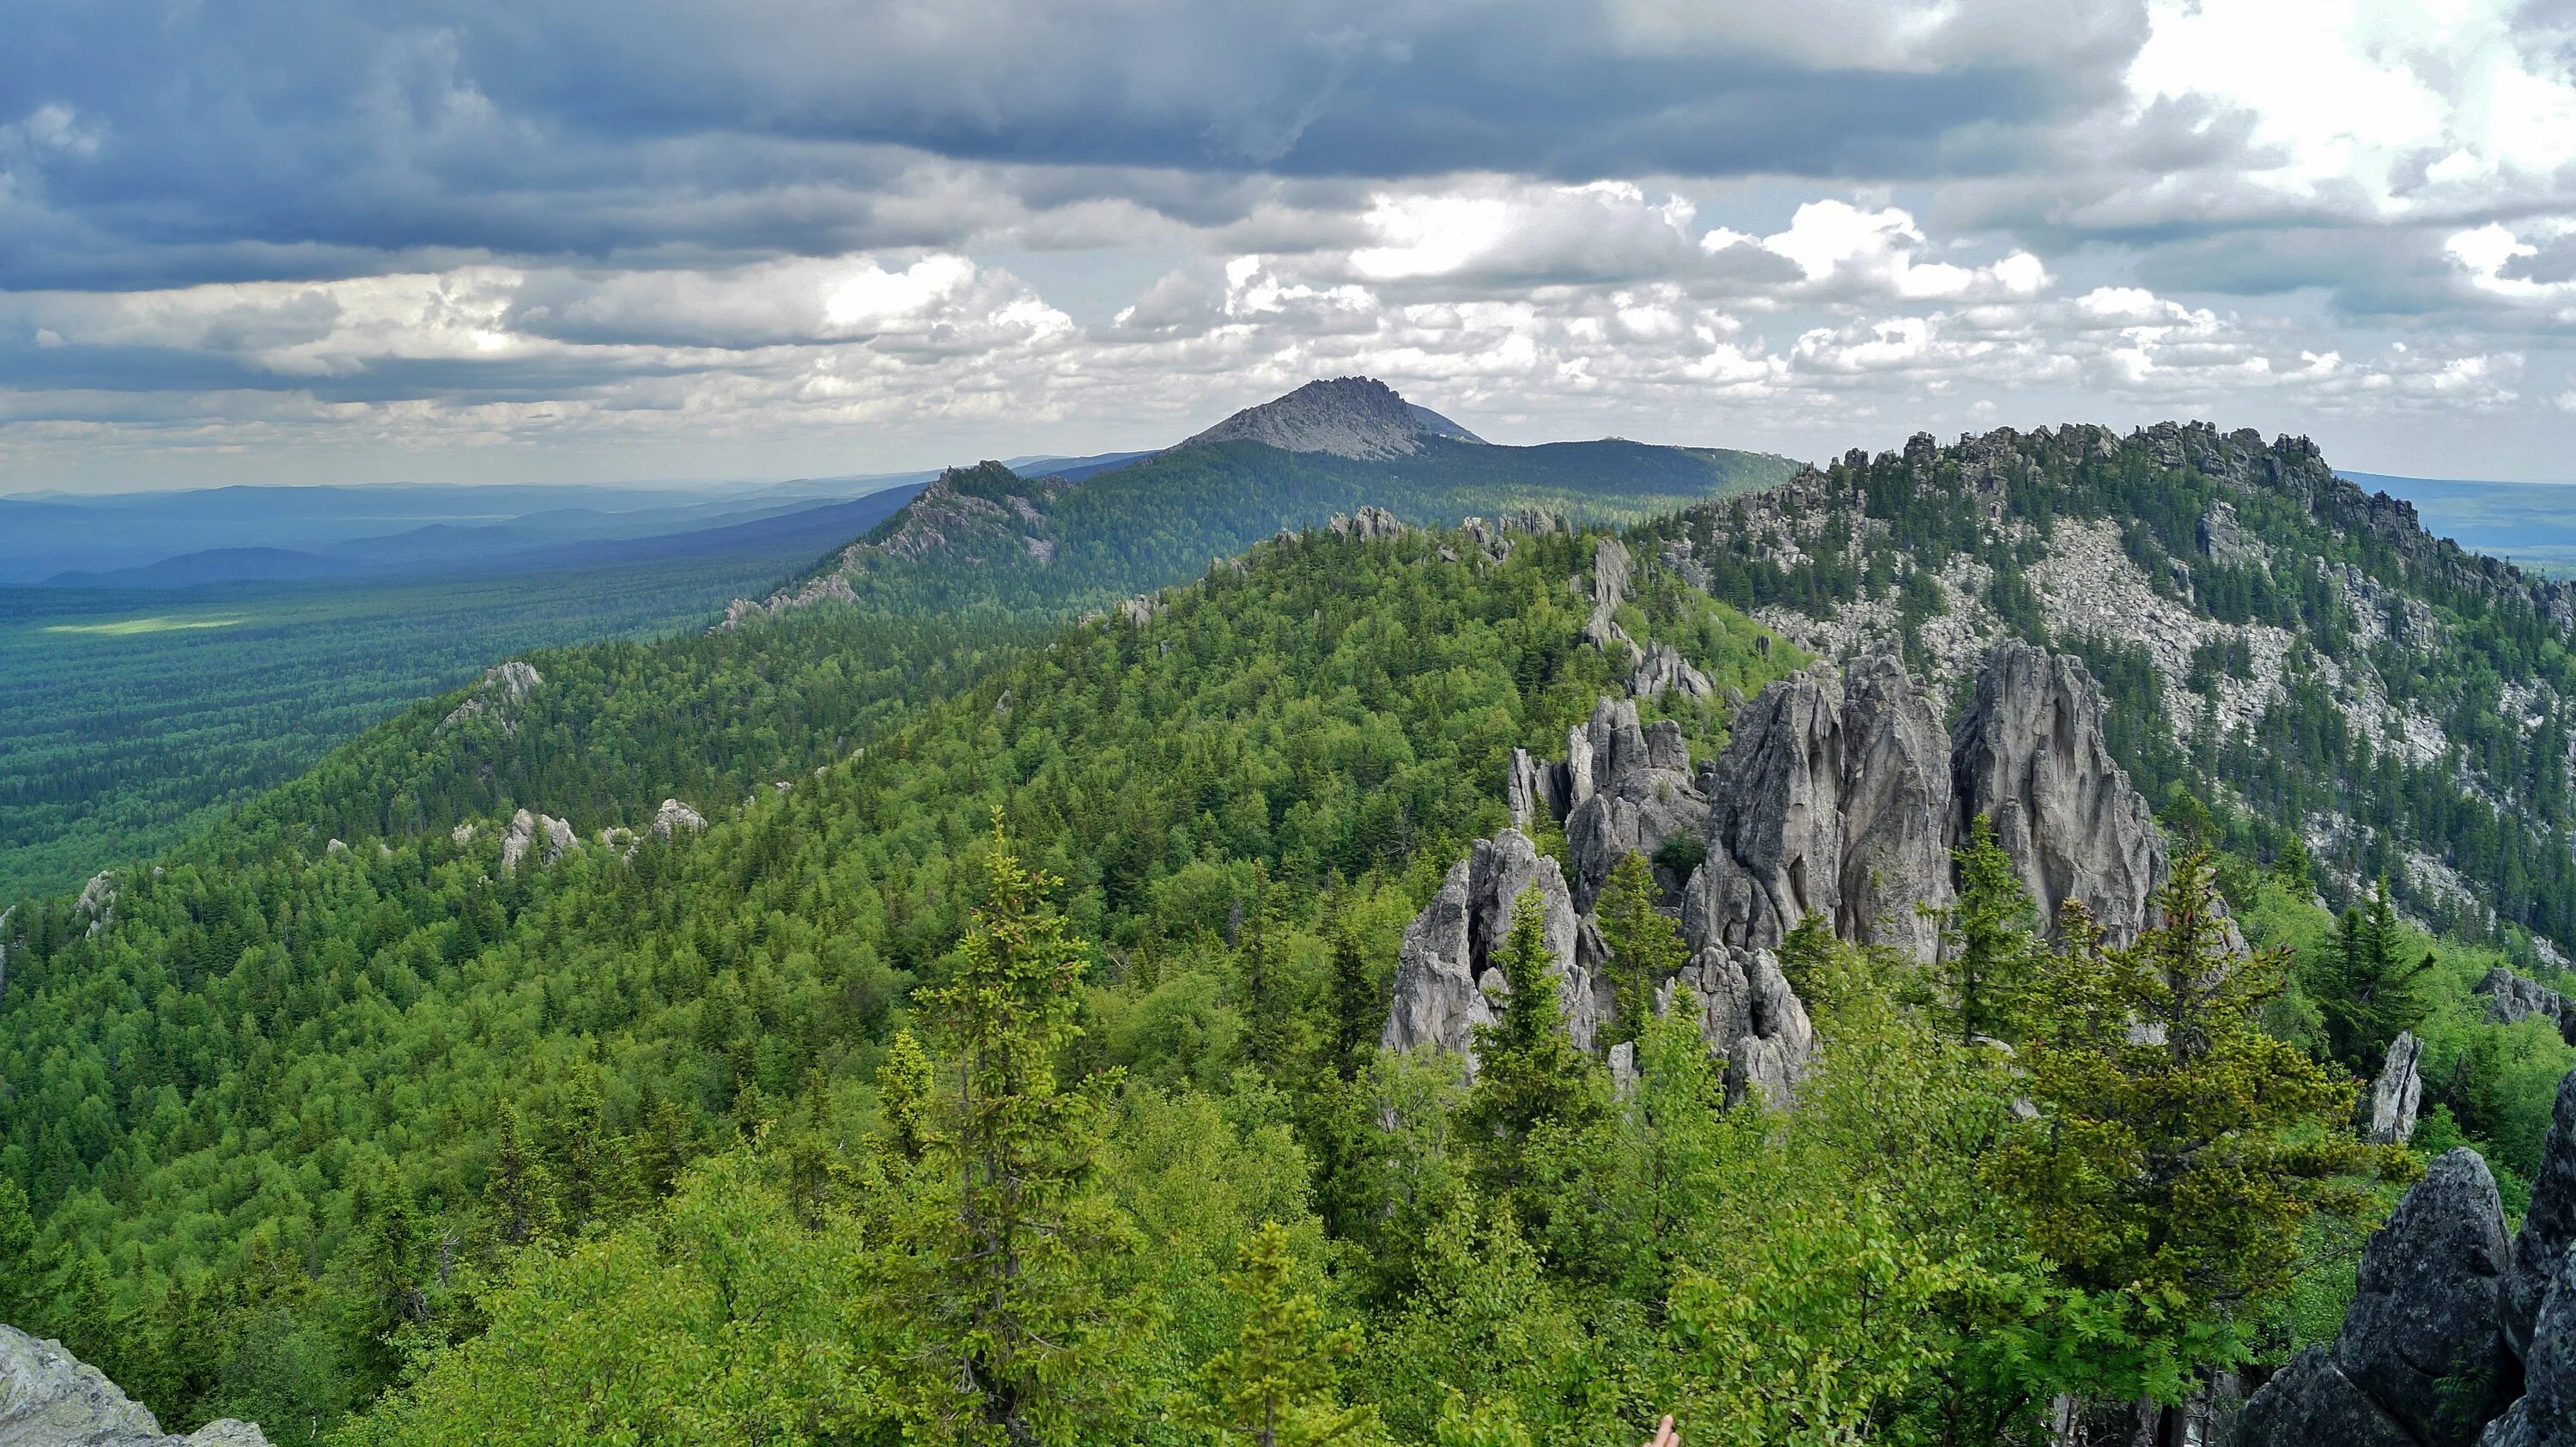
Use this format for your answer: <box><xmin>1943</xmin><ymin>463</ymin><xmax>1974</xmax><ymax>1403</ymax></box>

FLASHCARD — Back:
<box><xmin>0</xmin><ymin>1325</ymin><xmax>270</xmax><ymax>1447</ymax></box>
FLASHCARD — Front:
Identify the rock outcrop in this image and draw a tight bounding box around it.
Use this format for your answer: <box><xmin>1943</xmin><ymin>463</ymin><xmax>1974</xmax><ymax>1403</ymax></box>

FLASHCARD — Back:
<box><xmin>74</xmin><ymin>872</ymin><xmax>118</xmax><ymax>937</ymax></box>
<box><xmin>440</xmin><ymin>660</ymin><xmax>542</xmax><ymax>734</ymax></box>
<box><xmin>1685</xmin><ymin>647</ymin><xmax>1958</xmax><ymax>963</ymax></box>
<box><xmin>1583</xmin><ymin>537</ymin><xmax>1636</xmax><ymax>654</ymax></box>
<box><xmin>1327</xmin><ymin>507</ymin><xmax>1404</xmax><ymax>542</ymax></box>
<box><xmin>1663</xmin><ymin>944</ymin><xmax>1816</xmax><ymax>1108</ymax></box>
<box><xmin>1629</xmin><ymin>641</ymin><xmax>1715</xmax><ymax>702</ymax></box>
<box><xmin>2508</xmin><ymin>1069</ymin><xmax>2576</xmax><ymax>1359</ymax></box>
<box><xmin>2243</xmin><ymin>1149</ymin><xmax>2514</xmax><ymax>1445</ymax></box>
<box><xmin>2368</xmin><ymin>1031</ymin><xmax>2426</xmax><ymax>1145</ymax></box>
<box><xmin>1559</xmin><ymin>698</ymin><xmax>1706</xmax><ymax>909</ymax></box>
<box><xmin>1380</xmin><ymin>830</ymin><xmax>1602</xmax><ymax>1074</ymax></box>
<box><xmin>652</xmin><ymin>799</ymin><xmax>707</xmax><ymax>841</ymax></box>
<box><xmin>1182</xmin><ymin>377</ymin><xmax>1482</xmax><ymax>459</ymax></box>
<box><xmin>2478</xmin><ymin>968</ymin><xmax>2576</xmax><ymax>1044</ymax></box>
<box><xmin>0</xmin><ymin>1325</ymin><xmax>269</xmax><ymax>1446</ymax></box>
<box><xmin>2481</xmin><ymin>1245</ymin><xmax>2576</xmax><ymax>1446</ymax></box>
<box><xmin>1949</xmin><ymin>641</ymin><xmax>2166</xmax><ymax>944</ymax></box>
<box><xmin>499</xmin><ymin>809</ymin><xmax>579</xmax><ymax>872</ymax></box>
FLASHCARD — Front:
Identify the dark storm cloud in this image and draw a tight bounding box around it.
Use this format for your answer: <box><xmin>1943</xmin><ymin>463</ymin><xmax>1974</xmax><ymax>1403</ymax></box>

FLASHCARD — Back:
<box><xmin>1</xmin><ymin>0</ymin><xmax>2116</xmax><ymax>290</ymax></box>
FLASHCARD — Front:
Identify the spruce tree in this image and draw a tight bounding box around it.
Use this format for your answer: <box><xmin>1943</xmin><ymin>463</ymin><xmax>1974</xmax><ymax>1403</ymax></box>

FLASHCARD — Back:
<box><xmin>2302</xmin><ymin>877</ymin><xmax>2433</xmax><ymax>1071</ymax></box>
<box><xmin>1178</xmin><ymin>1221</ymin><xmax>1376</xmax><ymax>1447</ymax></box>
<box><xmin>1460</xmin><ymin>892</ymin><xmax>1605</xmax><ymax>1202</ymax></box>
<box><xmin>1929</xmin><ymin>815</ymin><xmax>2045</xmax><ymax>1046</ymax></box>
<box><xmin>1594</xmin><ymin>852</ymin><xmax>1686</xmax><ymax>1047</ymax></box>
<box><xmin>871</xmin><ymin>818</ymin><xmax>1139</xmax><ymax>1446</ymax></box>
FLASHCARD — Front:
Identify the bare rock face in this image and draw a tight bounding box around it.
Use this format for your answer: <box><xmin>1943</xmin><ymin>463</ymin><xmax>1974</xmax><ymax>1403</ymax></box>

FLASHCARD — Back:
<box><xmin>652</xmin><ymin>798</ymin><xmax>707</xmax><ymax>841</ymax></box>
<box><xmin>74</xmin><ymin>872</ymin><xmax>118</xmax><ymax>937</ymax></box>
<box><xmin>2481</xmin><ymin>1244</ymin><xmax>2576</xmax><ymax>1447</ymax></box>
<box><xmin>2369</xmin><ymin>1031</ymin><xmax>2426</xmax><ymax>1145</ymax></box>
<box><xmin>2332</xmin><ymin>1148</ymin><xmax>2516</xmax><ymax>1444</ymax></box>
<box><xmin>1630</xmin><ymin>641</ymin><xmax>1715</xmax><ymax>702</ymax></box>
<box><xmin>1663</xmin><ymin>944</ymin><xmax>1816</xmax><ymax>1108</ymax></box>
<box><xmin>440</xmin><ymin>660</ymin><xmax>543</xmax><ymax>734</ymax></box>
<box><xmin>2478</xmin><ymin>969</ymin><xmax>2576</xmax><ymax>1044</ymax></box>
<box><xmin>2237</xmin><ymin>1347</ymin><xmax>2419</xmax><ymax>1447</ymax></box>
<box><xmin>1833</xmin><ymin>646</ymin><xmax>1955</xmax><ymax>960</ymax></box>
<box><xmin>498</xmin><ymin>809</ymin><xmax>580</xmax><ymax>872</ymax></box>
<box><xmin>1583</xmin><ymin>537</ymin><xmax>1636</xmax><ymax>654</ymax></box>
<box><xmin>1380</xmin><ymin>829</ymin><xmax>1601</xmax><ymax>1074</ymax></box>
<box><xmin>1949</xmin><ymin>641</ymin><xmax>2166</xmax><ymax>944</ymax></box>
<box><xmin>1685</xmin><ymin>661</ymin><xmax>1847</xmax><ymax>954</ymax></box>
<box><xmin>2507</xmin><ymin>1068</ymin><xmax>2576</xmax><ymax>1360</ymax></box>
<box><xmin>1561</xmin><ymin>697</ymin><xmax>1709</xmax><ymax>909</ymax></box>
<box><xmin>0</xmin><ymin>1324</ymin><xmax>270</xmax><ymax>1446</ymax></box>
<box><xmin>1685</xmin><ymin>648</ymin><xmax>1954</xmax><ymax>963</ymax></box>
<box><xmin>1327</xmin><ymin>507</ymin><xmax>1404</xmax><ymax>541</ymax></box>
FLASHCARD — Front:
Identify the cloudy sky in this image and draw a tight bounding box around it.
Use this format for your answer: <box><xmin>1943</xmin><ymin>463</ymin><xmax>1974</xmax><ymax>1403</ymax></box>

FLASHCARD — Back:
<box><xmin>6</xmin><ymin>0</ymin><xmax>2576</xmax><ymax>491</ymax></box>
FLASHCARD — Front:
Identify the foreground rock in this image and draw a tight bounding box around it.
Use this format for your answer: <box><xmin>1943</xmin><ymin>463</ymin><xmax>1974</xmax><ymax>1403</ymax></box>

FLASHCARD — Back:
<box><xmin>2481</xmin><ymin>1245</ymin><xmax>2576</xmax><ymax>1446</ymax></box>
<box><xmin>2508</xmin><ymin>1069</ymin><xmax>2576</xmax><ymax>1359</ymax></box>
<box><xmin>1948</xmin><ymin>641</ymin><xmax>2165</xmax><ymax>944</ymax></box>
<box><xmin>1379</xmin><ymin>830</ymin><xmax>1602</xmax><ymax>1074</ymax></box>
<box><xmin>2367</xmin><ymin>1031</ymin><xmax>2425</xmax><ymax>1144</ymax></box>
<box><xmin>0</xmin><ymin>1324</ymin><xmax>269</xmax><ymax>1446</ymax></box>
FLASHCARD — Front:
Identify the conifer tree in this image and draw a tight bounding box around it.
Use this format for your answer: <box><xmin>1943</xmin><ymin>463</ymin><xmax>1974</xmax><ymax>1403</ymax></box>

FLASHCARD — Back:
<box><xmin>1178</xmin><ymin>1221</ymin><xmax>1376</xmax><ymax>1447</ymax></box>
<box><xmin>483</xmin><ymin>1105</ymin><xmax>556</xmax><ymax>1247</ymax></box>
<box><xmin>1326</xmin><ymin>915</ymin><xmax>1381</xmax><ymax>1083</ymax></box>
<box><xmin>1990</xmin><ymin>852</ymin><xmax>2405</xmax><ymax>1388</ymax></box>
<box><xmin>2302</xmin><ymin>877</ymin><xmax>2433</xmax><ymax>1071</ymax></box>
<box><xmin>1929</xmin><ymin>815</ymin><xmax>2045</xmax><ymax>1046</ymax></box>
<box><xmin>1461</xmin><ymin>892</ymin><xmax>1605</xmax><ymax>1202</ymax></box>
<box><xmin>1594</xmin><ymin>852</ymin><xmax>1686</xmax><ymax>1047</ymax></box>
<box><xmin>873</xmin><ymin>1029</ymin><xmax>939</xmax><ymax>1164</ymax></box>
<box><xmin>871</xmin><ymin>817</ymin><xmax>1139</xmax><ymax>1446</ymax></box>
<box><xmin>0</xmin><ymin>1176</ymin><xmax>36</xmax><ymax>1325</ymax></box>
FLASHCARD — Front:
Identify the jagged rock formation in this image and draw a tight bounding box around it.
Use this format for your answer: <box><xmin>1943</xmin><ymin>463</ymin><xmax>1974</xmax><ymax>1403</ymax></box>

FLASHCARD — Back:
<box><xmin>1949</xmin><ymin>641</ymin><xmax>2165</xmax><ymax>945</ymax></box>
<box><xmin>1629</xmin><ymin>641</ymin><xmax>1713</xmax><ymax>702</ymax></box>
<box><xmin>2507</xmin><ymin>1069</ymin><xmax>2576</xmax><ymax>1359</ymax></box>
<box><xmin>499</xmin><ymin>808</ymin><xmax>578</xmax><ymax>872</ymax></box>
<box><xmin>1379</xmin><ymin>829</ymin><xmax>1601</xmax><ymax>1076</ymax></box>
<box><xmin>1684</xmin><ymin>645</ymin><xmax>1961</xmax><ymax>963</ymax></box>
<box><xmin>1663</xmin><ymin>944</ymin><xmax>1816</xmax><ymax>1108</ymax></box>
<box><xmin>1558</xmin><ymin>697</ymin><xmax>1705</xmax><ymax>909</ymax></box>
<box><xmin>1583</xmin><ymin>537</ymin><xmax>1635</xmax><ymax>654</ymax></box>
<box><xmin>1328</xmin><ymin>506</ymin><xmax>1404</xmax><ymax>541</ymax></box>
<box><xmin>2482</xmin><ymin>1245</ymin><xmax>2576</xmax><ymax>1446</ymax></box>
<box><xmin>652</xmin><ymin>799</ymin><xmax>706</xmax><ymax>841</ymax></box>
<box><xmin>0</xmin><ymin>1324</ymin><xmax>270</xmax><ymax>1446</ymax></box>
<box><xmin>2244</xmin><ymin>1148</ymin><xmax>2514</xmax><ymax>1446</ymax></box>
<box><xmin>2368</xmin><ymin>1031</ymin><xmax>2425</xmax><ymax>1144</ymax></box>
<box><xmin>74</xmin><ymin>872</ymin><xmax>118</xmax><ymax>937</ymax></box>
<box><xmin>2479</xmin><ymin>969</ymin><xmax>2576</xmax><ymax>1044</ymax></box>
<box><xmin>1182</xmin><ymin>377</ymin><xmax>1482</xmax><ymax>459</ymax></box>
<box><xmin>439</xmin><ymin>660</ymin><xmax>542</xmax><ymax>733</ymax></box>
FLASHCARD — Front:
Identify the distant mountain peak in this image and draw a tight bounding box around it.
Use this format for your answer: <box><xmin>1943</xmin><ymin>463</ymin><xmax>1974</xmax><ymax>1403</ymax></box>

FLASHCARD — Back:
<box><xmin>1182</xmin><ymin>377</ymin><xmax>1484</xmax><ymax>459</ymax></box>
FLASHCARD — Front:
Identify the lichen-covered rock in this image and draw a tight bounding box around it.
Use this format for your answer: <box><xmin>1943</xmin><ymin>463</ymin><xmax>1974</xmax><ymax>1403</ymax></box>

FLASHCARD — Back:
<box><xmin>2335</xmin><ymin>1148</ymin><xmax>2514</xmax><ymax>1444</ymax></box>
<box><xmin>1833</xmin><ymin>645</ymin><xmax>1953</xmax><ymax>960</ymax></box>
<box><xmin>1949</xmin><ymin>641</ymin><xmax>2166</xmax><ymax>944</ymax></box>
<box><xmin>1685</xmin><ymin>662</ymin><xmax>1846</xmax><ymax>953</ymax></box>
<box><xmin>2238</xmin><ymin>1346</ymin><xmax>2418</xmax><ymax>1447</ymax></box>
<box><xmin>0</xmin><ymin>1324</ymin><xmax>270</xmax><ymax>1446</ymax></box>
<box><xmin>1380</xmin><ymin>830</ymin><xmax>1602</xmax><ymax>1073</ymax></box>
<box><xmin>1663</xmin><ymin>944</ymin><xmax>1815</xmax><ymax>1107</ymax></box>
<box><xmin>1630</xmin><ymin>641</ymin><xmax>1713</xmax><ymax>702</ymax></box>
<box><xmin>2480</xmin><ymin>1243</ymin><xmax>2576</xmax><ymax>1446</ymax></box>
<box><xmin>652</xmin><ymin>798</ymin><xmax>707</xmax><ymax>841</ymax></box>
<box><xmin>2369</xmin><ymin>1031</ymin><xmax>2426</xmax><ymax>1145</ymax></box>
<box><xmin>2507</xmin><ymin>1068</ymin><xmax>2576</xmax><ymax>1361</ymax></box>
<box><xmin>1562</xmin><ymin>697</ymin><xmax>1709</xmax><ymax>909</ymax></box>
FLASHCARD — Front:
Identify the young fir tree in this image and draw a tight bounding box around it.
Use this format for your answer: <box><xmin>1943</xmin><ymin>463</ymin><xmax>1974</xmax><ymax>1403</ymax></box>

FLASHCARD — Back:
<box><xmin>1990</xmin><ymin>851</ymin><xmax>2408</xmax><ymax>1392</ymax></box>
<box><xmin>1928</xmin><ymin>815</ymin><xmax>2046</xmax><ymax>1046</ymax></box>
<box><xmin>2302</xmin><ymin>878</ymin><xmax>2433</xmax><ymax>1072</ymax></box>
<box><xmin>1177</xmin><ymin>1221</ymin><xmax>1376</xmax><ymax>1447</ymax></box>
<box><xmin>1460</xmin><ymin>892</ymin><xmax>1605</xmax><ymax>1203</ymax></box>
<box><xmin>871</xmin><ymin>818</ymin><xmax>1139</xmax><ymax>1446</ymax></box>
<box><xmin>1593</xmin><ymin>852</ymin><xmax>1686</xmax><ymax>1048</ymax></box>
<box><xmin>1326</xmin><ymin>914</ymin><xmax>1382</xmax><ymax>1084</ymax></box>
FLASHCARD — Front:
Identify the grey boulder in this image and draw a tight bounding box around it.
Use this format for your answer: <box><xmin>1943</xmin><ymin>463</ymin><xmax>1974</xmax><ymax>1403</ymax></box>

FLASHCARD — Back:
<box><xmin>2336</xmin><ymin>1148</ymin><xmax>2515</xmax><ymax>1444</ymax></box>
<box><xmin>2238</xmin><ymin>1347</ymin><xmax>2419</xmax><ymax>1447</ymax></box>
<box><xmin>0</xmin><ymin>1325</ymin><xmax>270</xmax><ymax>1447</ymax></box>
<box><xmin>2508</xmin><ymin>1069</ymin><xmax>2576</xmax><ymax>1360</ymax></box>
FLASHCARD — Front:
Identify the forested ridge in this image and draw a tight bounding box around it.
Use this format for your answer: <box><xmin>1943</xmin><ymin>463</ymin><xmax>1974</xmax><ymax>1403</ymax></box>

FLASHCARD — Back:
<box><xmin>6</xmin><ymin>418</ymin><xmax>2576</xmax><ymax>1444</ymax></box>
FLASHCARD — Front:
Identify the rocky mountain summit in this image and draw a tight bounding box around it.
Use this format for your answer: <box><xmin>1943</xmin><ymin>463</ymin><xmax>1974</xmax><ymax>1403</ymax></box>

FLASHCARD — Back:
<box><xmin>1386</xmin><ymin>636</ymin><xmax>2166</xmax><ymax>1106</ymax></box>
<box><xmin>1181</xmin><ymin>377</ymin><xmax>1482</xmax><ymax>459</ymax></box>
<box><xmin>0</xmin><ymin>1326</ymin><xmax>267</xmax><ymax>1446</ymax></box>
<box><xmin>2245</xmin><ymin>1067</ymin><xmax>2576</xmax><ymax>1446</ymax></box>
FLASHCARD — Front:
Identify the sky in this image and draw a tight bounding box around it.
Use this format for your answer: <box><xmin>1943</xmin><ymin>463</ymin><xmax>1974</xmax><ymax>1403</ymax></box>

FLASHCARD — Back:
<box><xmin>5</xmin><ymin>0</ymin><xmax>2576</xmax><ymax>492</ymax></box>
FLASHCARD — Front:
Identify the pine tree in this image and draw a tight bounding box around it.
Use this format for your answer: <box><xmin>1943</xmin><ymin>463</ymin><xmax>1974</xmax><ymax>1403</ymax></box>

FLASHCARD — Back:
<box><xmin>1594</xmin><ymin>852</ymin><xmax>1686</xmax><ymax>1047</ymax></box>
<box><xmin>871</xmin><ymin>818</ymin><xmax>1139</xmax><ymax>1446</ymax></box>
<box><xmin>1929</xmin><ymin>815</ymin><xmax>2045</xmax><ymax>1046</ymax></box>
<box><xmin>1460</xmin><ymin>892</ymin><xmax>1605</xmax><ymax>1202</ymax></box>
<box><xmin>1177</xmin><ymin>1221</ymin><xmax>1376</xmax><ymax>1447</ymax></box>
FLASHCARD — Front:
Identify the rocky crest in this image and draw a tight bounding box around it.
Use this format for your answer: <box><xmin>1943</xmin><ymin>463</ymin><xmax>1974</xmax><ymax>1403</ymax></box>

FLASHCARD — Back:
<box><xmin>1379</xmin><ymin>829</ymin><xmax>1601</xmax><ymax>1075</ymax></box>
<box><xmin>721</xmin><ymin>462</ymin><xmax>1066</xmax><ymax>628</ymax></box>
<box><xmin>652</xmin><ymin>798</ymin><xmax>707</xmax><ymax>841</ymax></box>
<box><xmin>439</xmin><ymin>660</ymin><xmax>542</xmax><ymax>734</ymax></box>
<box><xmin>499</xmin><ymin>808</ymin><xmax>578</xmax><ymax>872</ymax></box>
<box><xmin>2251</xmin><ymin>1073</ymin><xmax>2576</xmax><ymax>1446</ymax></box>
<box><xmin>0</xmin><ymin>1324</ymin><xmax>269</xmax><ymax>1446</ymax></box>
<box><xmin>1182</xmin><ymin>377</ymin><xmax>1482</xmax><ymax>460</ymax></box>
